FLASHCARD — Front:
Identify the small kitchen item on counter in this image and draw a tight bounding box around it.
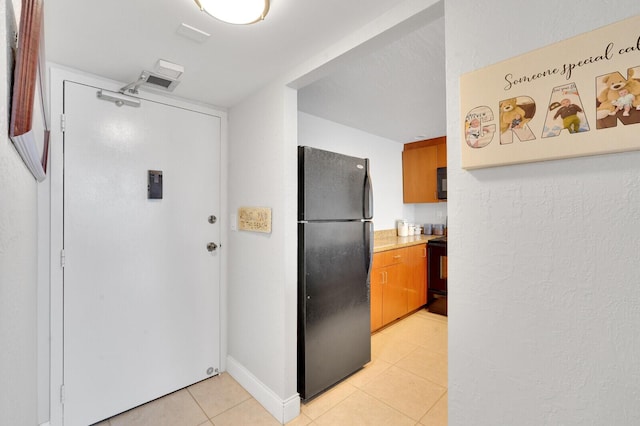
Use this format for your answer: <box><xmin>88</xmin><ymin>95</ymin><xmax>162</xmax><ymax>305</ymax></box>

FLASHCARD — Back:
<box><xmin>408</xmin><ymin>224</ymin><xmax>416</xmax><ymax>235</ymax></box>
<box><xmin>397</xmin><ymin>219</ymin><xmax>408</xmax><ymax>237</ymax></box>
<box><xmin>424</xmin><ymin>224</ymin><xmax>432</xmax><ymax>235</ymax></box>
<box><xmin>433</xmin><ymin>224</ymin><xmax>444</xmax><ymax>235</ymax></box>
<box><xmin>415</xmin><ymin>225</ymin><xmax>423</xmax><ymax>235</ymax></box>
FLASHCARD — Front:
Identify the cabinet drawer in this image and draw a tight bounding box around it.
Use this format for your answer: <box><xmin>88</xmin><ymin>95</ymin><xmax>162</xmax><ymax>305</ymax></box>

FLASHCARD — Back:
<box><xmin>373</xmin><ymin>248</ymin><xmax>407</xmax><ymax>268</ymax></box>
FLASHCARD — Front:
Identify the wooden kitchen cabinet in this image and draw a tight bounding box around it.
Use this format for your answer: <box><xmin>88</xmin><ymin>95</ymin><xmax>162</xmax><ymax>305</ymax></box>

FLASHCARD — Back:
<box><xmin>371</xmin><ymin>249</ymin><xmax>404</xmax><ymax>331</ymax></box>
<box><xmin>381</xmin><ymin>256</ymin><xmax>406</xmax><ymax>326</ymax></box>
<box><xmin>370</xmin><ymin>244</ymin><xmax>427</xmax><ymax>332</ymax></box>
<box><xmin>370</xmin><ymin>263</ymin><xmax>384</xmax><ymax>332</ymax></box>
<box><xmin>406</xmin><ymin>244</ymin><xmax>427</xmax><ymax>312</ymax></box>
<box><xmin>402</xmin><ymin>136</ymin><xmax>446</xmax><ymax>203</ymax></box>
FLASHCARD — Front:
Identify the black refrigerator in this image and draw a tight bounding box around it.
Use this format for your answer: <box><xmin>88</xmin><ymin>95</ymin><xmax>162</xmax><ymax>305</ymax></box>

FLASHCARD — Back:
<box><xmin>297</xmin><ymin>146</ymin><xmax>373</xmax><ymax>400</ymax></box>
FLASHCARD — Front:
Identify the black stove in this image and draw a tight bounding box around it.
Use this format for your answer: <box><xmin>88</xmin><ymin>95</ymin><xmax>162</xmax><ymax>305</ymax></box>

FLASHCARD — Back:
<box><xmin>427</xmin><ymin>236</ymin><xmax>447</xmax><ymax>303</ymax></box>
<box><xmin>428</xmin><ymin>236</ymin><xmax>447</xmax><ymax>245</ymax></box>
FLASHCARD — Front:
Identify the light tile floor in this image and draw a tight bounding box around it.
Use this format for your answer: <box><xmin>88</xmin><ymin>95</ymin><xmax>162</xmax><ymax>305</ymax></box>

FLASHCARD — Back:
<box><xmin>95</xmin><ymin>308</ymin><xmax>447</xmax><ymax>426</ymax></box>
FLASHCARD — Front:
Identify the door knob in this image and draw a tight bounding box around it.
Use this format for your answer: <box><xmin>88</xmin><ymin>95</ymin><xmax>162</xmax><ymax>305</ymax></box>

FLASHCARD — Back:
<box><xmin>208</xmin><ymin>215</ymin><xmax>217</xmax><ymax>224</ymax></box>
<box><xmin>206</xmin><ymin>242</ymin><xmax>218</xmax><ymax>252</ymax></box>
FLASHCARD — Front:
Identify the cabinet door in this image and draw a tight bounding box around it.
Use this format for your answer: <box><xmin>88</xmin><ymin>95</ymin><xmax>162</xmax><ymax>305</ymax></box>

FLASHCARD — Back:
<box><xmin>370</xmin><ymin>254</ymin><xmax>384</xmax><ymax>332</ymax></box>
<box><xmin>436</xmin><ymin>142</ymin><xmax>447</xmax><ymax>169</ymax></box>
<box><xmin>381</xmin><ymin>263</ymin><xmax>406</xmax><ymax>325</ymax></box>
<box><xmin>381</xmin><ymin>248</ymin><xmax>408</xmax><ymax>324</ymax></box>
<box><xmin>402</xmin><ymin>146</ymin><xmax>438</xmax><ymax>203</ymax></box>
<box><xmin>406</xmin><ymin>244</ymin><xmax>427</xmax><ymax>312</ymax></box>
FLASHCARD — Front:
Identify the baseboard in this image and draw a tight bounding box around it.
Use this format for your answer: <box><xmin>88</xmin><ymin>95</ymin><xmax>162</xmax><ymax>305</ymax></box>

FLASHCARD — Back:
<box><xmin>226</xmin><ymin>356</ymin><xmax>300</xmax><ymax>424</ymax></box>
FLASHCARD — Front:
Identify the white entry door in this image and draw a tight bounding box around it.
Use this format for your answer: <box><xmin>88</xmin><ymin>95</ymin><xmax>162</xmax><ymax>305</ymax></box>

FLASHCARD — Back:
<box><xmin>62</xmin><ymin>81</ymin><xmax>221</xmax><ymax>426</ymax></box>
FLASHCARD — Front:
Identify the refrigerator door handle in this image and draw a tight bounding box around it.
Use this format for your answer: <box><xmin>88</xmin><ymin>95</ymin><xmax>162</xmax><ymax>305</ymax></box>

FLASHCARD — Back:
<box><xmin>364</xmin><ymin>221</ymin><xmax>373</xmax><ymax>283</ymax></box>
<box><xmin>363</xmin><ymin>160</ymin><xmax>373</xmax><ymax>220</ymax></box>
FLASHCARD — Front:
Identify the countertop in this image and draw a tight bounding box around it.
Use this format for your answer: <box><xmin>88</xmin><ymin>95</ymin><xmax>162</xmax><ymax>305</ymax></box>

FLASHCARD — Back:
<box><xmin>373</xmin><ymin>229</ymin><xmax>442</xmax><ymax>253</ymax></box>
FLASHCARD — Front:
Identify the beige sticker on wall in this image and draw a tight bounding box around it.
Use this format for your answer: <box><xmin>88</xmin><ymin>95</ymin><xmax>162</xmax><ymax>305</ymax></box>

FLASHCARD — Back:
<box><xmin>238</xmin><ymin>207</ymin><xmax>272</xmax><ymax>233</ymax></box>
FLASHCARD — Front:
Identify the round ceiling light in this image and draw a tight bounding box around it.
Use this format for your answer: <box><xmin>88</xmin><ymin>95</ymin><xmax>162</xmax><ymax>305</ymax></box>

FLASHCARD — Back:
<box><xmin>194</xmin><ymin>0</ymin><xmax>270</xmax><ymax>25</ymax></box>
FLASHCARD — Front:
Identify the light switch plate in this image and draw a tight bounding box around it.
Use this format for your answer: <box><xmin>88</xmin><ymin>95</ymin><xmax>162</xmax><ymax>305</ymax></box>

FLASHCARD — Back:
<box><xmin>230</xmin><ymin>213</ymin><xmax>237</xmax><ymax>231</ymax></box>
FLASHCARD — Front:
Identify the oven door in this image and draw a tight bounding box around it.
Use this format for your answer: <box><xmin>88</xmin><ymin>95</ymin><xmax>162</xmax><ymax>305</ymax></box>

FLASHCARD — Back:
<box><xmin>428</xmin><ymin>239</ymin><xmax>447</xmax><ymax>295</ymax></box>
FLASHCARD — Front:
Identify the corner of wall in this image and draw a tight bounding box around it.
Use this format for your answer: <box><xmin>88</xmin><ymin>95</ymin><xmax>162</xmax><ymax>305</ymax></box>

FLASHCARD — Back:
<box><xmin>226</xmin><ymin>356</ymin><xmax>300</xmax><ymax>424</ymax></box>
<box><xmin>0</xmin><ymin>1</ymin><xmax>39</xmax><ymax>424</ymax></box>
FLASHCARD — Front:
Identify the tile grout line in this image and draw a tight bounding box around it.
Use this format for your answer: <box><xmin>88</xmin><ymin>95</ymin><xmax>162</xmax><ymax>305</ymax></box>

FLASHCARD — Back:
<box><xmin>185</xmin><ymin>386</ymin><xmax>212</xmax><ymax>424</ymax></box>
<box><xmin>392</xmin><ymin>363</ymin><xmax>448</xmax><ymax>390</ymax></box>
<box><xmin>186</xmin><ymin>378</ymin><xmax>254</xmax><ymax>423</ymax></box>
<box><xmin>300</xmin><ymin>382</ymin><xmax>358</xmax><ymax>421</ymax></box>
<box><xmin>355</xmin><ymin>385</ymin><xmax>427</xmax><ymax>424</ymax></box>
<box><xmin>365</xmin><ymin>311</ymin><xmax>448</xmax><ymax>423</ymax></box>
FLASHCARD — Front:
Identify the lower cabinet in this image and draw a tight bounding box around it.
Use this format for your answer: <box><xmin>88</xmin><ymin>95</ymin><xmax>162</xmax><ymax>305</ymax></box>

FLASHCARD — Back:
<box><xmin>370</xmin><ymin>244</ymin><xmax>427</xmax><ymax>332</ymax></box>
<box><xmin>370</xmin><ymin>263</ymin><xmax>385</xmax><ymax>332</ymax></box>
<box><xmin>407</xmin><ymin>244</ymin><xmax>427</xmax><ymax>312</ymax></box>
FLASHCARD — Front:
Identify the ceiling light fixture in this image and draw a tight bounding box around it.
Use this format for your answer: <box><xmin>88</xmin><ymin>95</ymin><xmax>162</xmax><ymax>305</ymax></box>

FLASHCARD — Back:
<box><xmin>194</xmin><ymin>0</ymin><xmax>270</xmax><ymax>25</ymax></box>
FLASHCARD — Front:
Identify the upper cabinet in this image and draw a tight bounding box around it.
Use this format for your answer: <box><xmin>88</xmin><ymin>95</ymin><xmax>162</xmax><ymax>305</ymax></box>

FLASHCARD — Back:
<box><xmin>402</xmin><ymin>136</ymin><xmax>446</xmax><ymax>203</ymax></box>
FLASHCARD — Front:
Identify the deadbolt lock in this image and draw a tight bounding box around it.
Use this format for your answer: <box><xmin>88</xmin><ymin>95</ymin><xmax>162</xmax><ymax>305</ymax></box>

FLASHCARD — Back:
<box><xmin>207</xmin><ymin>242</ymin><xmax>218</xmax><ymax>252</ymax></box>
<box><xmin>208</xmin><ymin>215</ymin><xmax>217</xmax><ymax>224</ymax></box>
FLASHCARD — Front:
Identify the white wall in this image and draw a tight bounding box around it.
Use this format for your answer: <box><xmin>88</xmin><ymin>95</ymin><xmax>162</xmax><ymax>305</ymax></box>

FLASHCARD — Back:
<box><xmin>223</xmin><ymin>5</ymin><xmax>443</xmax><ymax>420</ymax></box>
<box><xmin>298</xmin><ymin>112</ymin><xmax>450</xmax><ymax>231</ymax></box>
<box><xmin>0</xmin><ymin>1</ymin><xmax>39</xmax><ymax>425</ymax></box>
<box><xmin>226</xmin><ymin>82</ymin><xmax>299</xmax><ymax>423</ymax></box>
<box><xmin>298</xmin><ymin>111</ymin><xmax>412</xmax><ymax>230</ymax></box>
<box><xmin>413</xmin><ymin>201</ymin><xmax>447</xmax><ymax>229</ymax></box>
<box><xmin>446</xmin><ymin>2</ymin><xmax>640</xmax><ymax>425</ymax></box>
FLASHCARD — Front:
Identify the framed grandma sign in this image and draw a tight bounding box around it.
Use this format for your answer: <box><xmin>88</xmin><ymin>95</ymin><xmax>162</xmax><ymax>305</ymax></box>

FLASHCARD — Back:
<box><xmin>460</xmin><ymin>14</ymin><xmax>640</xmax><ymax>169</ymax></box>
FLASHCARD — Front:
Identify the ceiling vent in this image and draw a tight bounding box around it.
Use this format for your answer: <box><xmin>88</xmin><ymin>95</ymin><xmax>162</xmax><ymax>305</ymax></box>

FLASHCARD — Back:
<box><xmin>120</xmin><ymin>60</ymin><xmax>184</xmax><ymax>94</ymax></box>
<box><xmin>139</xmin><ymin>71</ymin><xmax>180</xmax><ymax>91</ymax></box>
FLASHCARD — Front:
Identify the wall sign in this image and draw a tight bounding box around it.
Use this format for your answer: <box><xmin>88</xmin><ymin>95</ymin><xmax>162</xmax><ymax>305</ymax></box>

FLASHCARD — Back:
<box><xmin>238</xmin><ymin>207</ymin><xmax>272</xmax><ymax>233</ymax></box>
<box><xmin>10</xmin><ymin>0</ymin><xmax>49</xmax><ymax>181</ymax></box>
<box><xmin>460</xmin><ymin>15</ymin><xmax>640</xmax><ymax>169</ymax></box>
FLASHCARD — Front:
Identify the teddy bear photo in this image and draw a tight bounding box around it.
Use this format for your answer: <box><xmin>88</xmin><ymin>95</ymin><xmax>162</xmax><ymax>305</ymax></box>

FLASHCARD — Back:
<box><xmin>499</xmin><ymin>98</ymin><xmax>529</xmax><ymax>133</ymax></box>
<box><xmin>596</xmin><ymin>69</ymin><xmax>640</xmax><ymax>119</ymax></box>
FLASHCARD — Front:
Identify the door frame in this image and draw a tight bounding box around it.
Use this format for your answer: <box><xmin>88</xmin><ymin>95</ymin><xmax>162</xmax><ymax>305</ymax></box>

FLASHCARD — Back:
<box><xmin>42</xmin><ymin>65</ymin><xmax>229</xmax><ymax>426</ymax></box>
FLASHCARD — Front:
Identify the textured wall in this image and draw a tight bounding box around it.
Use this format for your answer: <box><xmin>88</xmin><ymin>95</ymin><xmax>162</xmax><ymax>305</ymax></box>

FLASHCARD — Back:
<box><xmin>0</xmin><ymin>1</ymin><xmax>39</xmax><ymax>425</ymax></box>
<box><xmin>446</xmin><ymin>1</ymin><xmax>640</xmax><ymax>425</ymax></box>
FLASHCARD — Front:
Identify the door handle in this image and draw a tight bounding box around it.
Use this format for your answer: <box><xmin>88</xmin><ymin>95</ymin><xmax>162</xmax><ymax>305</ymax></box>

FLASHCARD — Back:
<box><xmin>206</xmin><ymin>242</ymin><xmax>218</xmax><ymax>252</ymax></box>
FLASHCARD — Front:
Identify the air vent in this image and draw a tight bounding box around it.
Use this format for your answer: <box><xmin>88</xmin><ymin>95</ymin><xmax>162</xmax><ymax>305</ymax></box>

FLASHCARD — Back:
<box><xmin>119</xmin><ymin>60</ymin><xmax>184</xmax><ymax>95</ymax></box>
<box><xmin>139</xmin><ymin>71</ymin><xmax>180</xmax><ymax>92</ymax></box>
<box><xmin>146</xmin><ymin>74</ymin><xmax>173</xmax><ymax>88</ymax></box>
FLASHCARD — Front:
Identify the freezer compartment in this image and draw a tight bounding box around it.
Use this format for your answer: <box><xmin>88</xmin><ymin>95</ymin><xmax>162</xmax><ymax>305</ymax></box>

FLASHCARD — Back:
<box><xmin>298</xmin><ymin>146</ymin><xmax>373</xmax><ymax>221</ymax></box>
<box><xmin>298</xmin><ymin>221</ymin><xmax>373</xmax><ymax>399</ymax></box>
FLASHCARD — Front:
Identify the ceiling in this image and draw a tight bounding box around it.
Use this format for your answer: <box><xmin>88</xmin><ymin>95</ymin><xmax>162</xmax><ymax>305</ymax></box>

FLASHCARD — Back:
<box><xmin>43</xmin><ymin>0</ymin><xmax>445</xmax><ymax>143</ymax></box>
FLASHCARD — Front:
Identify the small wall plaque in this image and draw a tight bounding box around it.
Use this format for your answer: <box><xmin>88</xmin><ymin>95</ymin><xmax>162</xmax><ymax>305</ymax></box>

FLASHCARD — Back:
<box><xmin>238</xmin><ymin>207</ymin><xmax>272</xmax><ymax>233</ymax></box>
<box><xmin>460</xmin><ymin>14</ymin><xmax>640</xmax><ymax>169</ymax></box>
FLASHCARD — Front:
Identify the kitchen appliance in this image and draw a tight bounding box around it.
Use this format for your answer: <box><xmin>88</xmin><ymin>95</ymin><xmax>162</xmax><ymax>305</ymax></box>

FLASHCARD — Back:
<box><xmin>437</xmin><ymin>167</ymin><xmax>447</xmax><ymax>200</ymax></box>
<box><xmin>298</xmin><ymin>146</ymin><xmax>373</xmax><ymax>400</ymax></box>
<box><xmin>427</xmin><ymin>236</ymin><xmax>447</xmax><ymax>310</ymax></box>
<box><xmin>396</xmin><ymin>219</ymin><xmax>408</xmax><ymax>236</ymax></box>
